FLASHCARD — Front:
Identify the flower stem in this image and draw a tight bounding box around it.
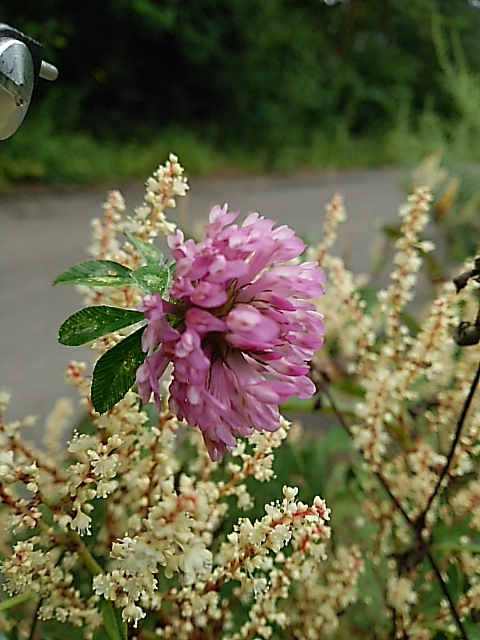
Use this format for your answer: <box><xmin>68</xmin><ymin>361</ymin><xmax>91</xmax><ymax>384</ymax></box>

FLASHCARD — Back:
<box><xmin>319</xmin><ymin>375</ymin><xmax>469</xmax><ymax>639</ymax></box>
<box><xmin>418</xmin><ymin>360</ymin><xmax>480</xmax><ymax>529</ymax></box>
<box><xmin>39</xmin><ymin>495</ymin><xmax>104</xmax><ymax>576</ymax></box>
<box><xmin>67</xmin><ymin>529</ymin><xmax>104</xmax><ymax>576</ymax></box>
<box><xmin>28</xmin><ymin>597</ymin><xmax>42</xmax><ymax>640</ymax></box>
<box><xmin>0</xmin><ymin>591</ymin><xmax>36</xmax><ymax>612</ymax></box>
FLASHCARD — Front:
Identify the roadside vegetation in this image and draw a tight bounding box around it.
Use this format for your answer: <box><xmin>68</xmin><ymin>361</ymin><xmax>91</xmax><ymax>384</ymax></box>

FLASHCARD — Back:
<box><xmin>3</xmin><ymin>5</ymin><xmax>480</xmax><ymax>638</ymax></box>
<box><xmin>1</xmin><ymin>1</ymin><xmax>480</xmax><ymax>188</ymax></box>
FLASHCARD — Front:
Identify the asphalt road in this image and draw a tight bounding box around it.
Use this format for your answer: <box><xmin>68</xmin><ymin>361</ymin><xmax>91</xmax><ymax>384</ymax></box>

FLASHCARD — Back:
<box><xmin>0</xmin><ymin>167</ymin><xmax>409</xmax><ymax>431</ymax></box>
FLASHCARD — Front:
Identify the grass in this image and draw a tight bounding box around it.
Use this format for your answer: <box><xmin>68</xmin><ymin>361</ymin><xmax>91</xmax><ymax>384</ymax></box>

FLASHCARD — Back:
<box><xmin>2</xmin><ymin>101</ymin><xmax>480</xmax><ymax>193</ymax></box>
<box><xmin>0</xmin><ymin>121</ymin><xmax>230</xmax><ymax>190</ymax></box>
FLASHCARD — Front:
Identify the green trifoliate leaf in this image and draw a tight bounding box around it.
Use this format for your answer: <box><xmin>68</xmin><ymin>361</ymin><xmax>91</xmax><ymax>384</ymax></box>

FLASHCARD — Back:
<box><xmin>91</xmin><ymin>326</ymin><xmax>146</xmax><ymax>414</ymax></box>
<box><xmin>124</xmin><ymin>231</ymin><xmax>164</xmax><ymax>266</ymax></box>
<box><xmin>53</xmin><ymin>260</ymin><xmax>133</xmax><ymax>287</ymax></box>
<box><xmin>58</xmin><ymin>306</ymin><xmax>144</xmax><ymax>346</ymax></box>
<box><xmin>131</xmin><ymin>263</ymin><xmax>173</xmax><ymax>296</ymax></box>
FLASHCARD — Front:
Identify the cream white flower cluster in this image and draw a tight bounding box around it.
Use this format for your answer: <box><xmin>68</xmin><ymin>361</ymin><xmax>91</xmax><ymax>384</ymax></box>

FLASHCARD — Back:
<box><xmin>314</xmin><ymin>174</ymin><xmax>480</xmax><ymax>637</ymax></box>
<box><xmin>0</xmin><ymin>387</ymin><xmax>334</xmax><ymax>637</ymax></box>
<box><xmin>83</xmin><ymin>152</ymin><xmax>188</xmax><ymax>312</ymax></box>
<box><xmin>0</xmin><ymin>157</ymin><xmax>340</xmax><ymax>639</ymax></box>
<box><xmin>2</xmin><ymin>538</ymin><xmax>102</xmax><ymax>632</ymax></box>
<box><xmin>283</xmin><ymin>545</ymin><xmax>364</xmax><ymax>639</ymax></box>
<box><xmin>4</xmin><ymin>154</ymin><xmax>478</xmax><ymax>639</ymax></box>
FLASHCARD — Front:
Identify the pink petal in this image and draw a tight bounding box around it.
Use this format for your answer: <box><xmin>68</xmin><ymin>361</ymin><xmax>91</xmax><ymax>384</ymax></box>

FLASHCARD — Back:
<box><xmin>185</xmin><ymin>308</ymin><xmax>227</xmax><ymax>335</ymax></box>
<box><xmin>190</xmin><ymin>281</ymin><xmax>228</xmax><ymax>308</ymax></box>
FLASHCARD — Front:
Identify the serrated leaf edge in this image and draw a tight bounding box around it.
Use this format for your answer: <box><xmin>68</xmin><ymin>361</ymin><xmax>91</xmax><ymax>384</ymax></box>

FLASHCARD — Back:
<box><xmin>91</xmin><ymin>326</ymin><xmax>146</xmax><ymax>414</ymax></box>
<box><xmin>58</xmin><ymin>306</ymin><xmax>144</xmax><ymax>346</ymax></box>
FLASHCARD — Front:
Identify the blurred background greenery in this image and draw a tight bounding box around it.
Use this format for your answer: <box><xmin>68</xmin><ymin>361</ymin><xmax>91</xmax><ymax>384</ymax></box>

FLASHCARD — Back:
<box><xmin>1</xmin><ymin>0</ymin><xmax>480</xmax><ymax>187</ymax></box>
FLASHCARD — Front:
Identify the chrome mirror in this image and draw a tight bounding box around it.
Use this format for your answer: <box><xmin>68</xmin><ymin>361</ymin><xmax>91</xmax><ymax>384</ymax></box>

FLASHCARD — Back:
<box><xmin>0</xmin><ymin>24</ymin><xmax>58</xmax><ymax>140</ymax></box>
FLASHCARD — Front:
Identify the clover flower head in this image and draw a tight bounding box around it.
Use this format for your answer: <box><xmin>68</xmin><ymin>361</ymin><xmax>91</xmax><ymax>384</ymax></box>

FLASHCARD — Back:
<box><xmin>136</xmin><ymin>204</ymin><xmax>325</xmax><ymax>460</ymax></box>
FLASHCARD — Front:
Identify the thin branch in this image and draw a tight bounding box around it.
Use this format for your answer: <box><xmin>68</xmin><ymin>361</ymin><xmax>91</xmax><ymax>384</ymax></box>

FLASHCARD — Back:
<box><xmin>318</xmin><ymin>375</ymin><xmax>470</xmax><ymax>640</ymax></box>
<box><xmin>319</xmin><ymin>378</ymin><xmax>414</xmax><ymax>527</ymax></box>
<box><xmin>418</xmin><ymin>360</ymin><xmax>480</xmax><ymax>529</ymax></box>
<box><xmin>426</xmin><ymin>549</ymin><xmax>468</xmax><ymax>640</ymax></box>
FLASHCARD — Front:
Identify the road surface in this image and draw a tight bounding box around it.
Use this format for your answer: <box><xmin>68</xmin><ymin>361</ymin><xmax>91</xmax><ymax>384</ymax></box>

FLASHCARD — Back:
<box><xmin>0</xmin><ymin>167</ymin><xmax>410</xmax><ymax>431</ymax></box>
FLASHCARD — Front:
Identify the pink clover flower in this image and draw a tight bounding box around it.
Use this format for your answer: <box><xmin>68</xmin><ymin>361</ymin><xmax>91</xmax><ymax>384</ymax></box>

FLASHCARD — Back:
<box><xmin>136</xmin><ymin>205</ymin><xmax>325</xmax><ymax>460</ymax></box>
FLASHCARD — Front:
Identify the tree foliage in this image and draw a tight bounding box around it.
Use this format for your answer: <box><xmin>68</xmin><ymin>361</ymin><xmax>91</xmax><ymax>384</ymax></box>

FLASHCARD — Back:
<box><xmin>2</xmin><ymin>0</ymin><xmax>480</xmax><ymax>149</ymax></box>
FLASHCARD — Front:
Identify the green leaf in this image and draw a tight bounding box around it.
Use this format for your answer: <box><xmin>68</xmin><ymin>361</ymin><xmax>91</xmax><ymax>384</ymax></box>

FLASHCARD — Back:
<box><xmin>101</xmin><ymin>600</ymin><xmax>127</xmax><ymax>640</ymax></box>
<box><xmin>131</xmin><ymin>264</ymin><xmax>173</xmax><ymax>295</ymax></box>
<box><xmin>0</xmin><ymin>592</ymin><xmax>36</xmax><ymax>612</ymax></box>
<box><xmin>91</xmin><ymin>326</ymin><xmax>146</xmax><ymax>414</ymax></box>
<box><xmin>433</xmin><ymin>541</ymin><xmax>480</xmax><ymax>554</ymax></box>
<box><xmin>463</xmin><ymin>621</ymin><xmax>480</xmax><ymax>640</ymax></box>
<box><xmin>53</xmin><ymin>260</ymin><xmax>133</xmax><ymax>287</ymax></box>
<box><xmin>58</xmin><ymin>306</ymin><xmax>144</xmax><ymax>346</ymax></box>
<box><xmin>280</xmin><ymin>397</ymin><xmax>316</xmax><ymax>413</ymax></box>
<box><xmin>124</xmin><ymin>231</ymin><xmax>164</xmax><ymax>265</ymax></box>
<box><xmin>382</xmin><ymin>224</ymin><xmax>401</xmax><ymax>241</ymax></box>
